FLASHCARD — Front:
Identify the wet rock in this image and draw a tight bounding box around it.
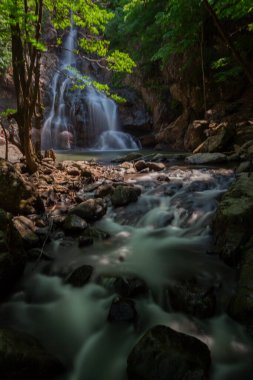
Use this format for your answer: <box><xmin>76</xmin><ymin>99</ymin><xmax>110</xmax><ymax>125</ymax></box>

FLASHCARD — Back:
<box><xmin>193</xmin><ymin>122</ymin><xmax>234</xmax><ymax>153</ymax></box>
<box><xmin>236</xmin><ymin>161</ymin><xmax>250</xmax><ymax>174</ymax></box>
<box><xmin>108</xmin><ymin>297</ymin><xmax>137</xmax><ymax>323</ymax></box>
<box><xmin>111</xmin><ymin>186</ymin><xmax>141</xmax><ymax>207</ymax></box>
<box><xmin>63</xmin><ymin>214</ymin><xmax>88</xmax><ymax>234</ymax></box>
<box><xmin>114</xmin><ymin>277</ymin><xmax>149</xmax><ymax>298</ymax></box>
<box><xmin>0</xmin><ymin>251</ymin><xmax>25</xmax><ymax>299</ymax></box>
<box><xmin>184</xmin><ymin>120</ymin><xmax>209</xmax><ymax>151</ymax></box>
<box><xmin>155</xmin><ymin>110</ymin><xmax>190</xmax><ymax>151</ymax></box>
<box><xmin>0</xmin><ymin>328</ymin><xmax>64</xmax><ymax>380</ymax></box>
<box><xmin>0</xmin><ymin>159</ymin><xmax>45</xmax><ymax>215</ymax></box>
<box><xmin>157</xmin><ymin>174</ymin><xmax>170</xmax><ymax>182</ymax></box>
<box><xmin>127</xmin><ymin>325</ymin><xmax>211</xmax><ymax>380</ymax></box>
<box><xmin>185</xmin><ymin>153</ymin><xmax>227</xmax><ymax>165</ymax></box>
<box><xmin>114</xmin><ymin>152</ymin><xmax>143</xmax><ymax>163</ymax></box>
<box><xmin>69</xmin><ymin>198</ymin><xmax>107</xmax><ymax>222</ymax></box>
<box><xmin>12</xmin><ymin>216</ymin><xmax>40</xmax><ymax>248</ymax></box>
<box><xmin>213</xmin><ymin>173</ymin><xmax>253</xmax><ymax>265</ymax></box>
<box><xmin>80</xmin><ymin>225</ymin><xmax>110</xmax><ymax>241</ymax></box>
<box><xmin>78</xmin><ymin>236</ymin><xmax>93</xmax><ymax>247</ymax></box>
<box><xmin>65</xmin><ymin>265</ymin><xmax>93</xmax><ymax>287</ymax></box>
<box><xmin>228</xmin><ymin>236</ymin><xmax>253</xmax><ymax>328</ymax></box>
<box><xmin>80</xmin><ymin>169</ymin><xmax>94</xmax><ymax>182</ymax></box>
<box><xmin>134</xmin><ymin>160</ymin><xmax>147</xmax><ymax>172</ymax></box>
<box><xmin>168</xmin><ymin>279</ymin><xmax>216</xmax><ymax>318</ymax></box>
<box><xmin>95</xmin><ymin>183</ymin><xmax>114</xmax><ymax>198</ymax></box>
<box><xmin>146</xmin><ymin>162</ymin><xmax>165</xmax><ymax>171</ymax></box>
<box><xmin>66</xmin><ymin>167</ymin><xmax>80</xmax><ymax>176</ymax></box>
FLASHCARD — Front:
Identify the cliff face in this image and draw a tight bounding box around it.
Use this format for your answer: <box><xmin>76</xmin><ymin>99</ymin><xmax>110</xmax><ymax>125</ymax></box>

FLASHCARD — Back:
<box><xmin>124</xmin><ymin>51</ymin><xmax>253</xmax><ymax>153</ymax></box>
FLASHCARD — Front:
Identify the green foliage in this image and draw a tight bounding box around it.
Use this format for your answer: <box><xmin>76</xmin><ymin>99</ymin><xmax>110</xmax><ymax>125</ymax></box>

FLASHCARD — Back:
<box><xmin>107</xmin><ymin>0</ymin><xmax>253</xmax><ymax>86</ymax></box>
<box><xmin>66</xmin><ymin>66</ymin><xmax>126</xmax><ymax>103</ymax></box>
<box><xmin>0</xmin><ymin>13</ymin><xmax>11</xmax><ymax>73</ymax></box>
<box><xmin>0</xmin><ymin>108</ymin><xmax>16</xmax><ymax>118</ymax></box>
<box><xmin>211</xmin><ymin>57</ymin><xmax>242</xmax><ymax>82</ymax></box>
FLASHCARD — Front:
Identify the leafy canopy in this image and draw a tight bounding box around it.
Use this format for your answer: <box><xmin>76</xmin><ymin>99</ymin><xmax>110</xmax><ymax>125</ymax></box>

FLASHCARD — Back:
<box><xmin>107</xmin><ymin>0</ymin><xmax>253</xmax><ymax>82</ymax></box>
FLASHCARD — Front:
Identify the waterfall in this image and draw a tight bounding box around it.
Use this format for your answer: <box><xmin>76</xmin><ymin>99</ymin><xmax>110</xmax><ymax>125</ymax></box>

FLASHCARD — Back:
<box><xmin>41</xmin><ymin>26</ymin><xmax>140</xmax><ymax>151</ymax></box>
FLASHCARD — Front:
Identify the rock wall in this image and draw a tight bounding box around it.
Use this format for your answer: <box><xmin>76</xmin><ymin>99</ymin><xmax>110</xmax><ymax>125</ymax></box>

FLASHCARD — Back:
<box><xmin>123</xmin><ymin>53</ymin><xmax>253</xmax><ymax>152</ymax></box>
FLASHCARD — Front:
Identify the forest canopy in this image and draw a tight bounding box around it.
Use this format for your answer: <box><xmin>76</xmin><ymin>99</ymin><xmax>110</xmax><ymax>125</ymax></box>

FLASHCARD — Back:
<box><xmin>0</xmin><ymin>0</ymin><xmax>253</xmax><ymax>173</ymax></box>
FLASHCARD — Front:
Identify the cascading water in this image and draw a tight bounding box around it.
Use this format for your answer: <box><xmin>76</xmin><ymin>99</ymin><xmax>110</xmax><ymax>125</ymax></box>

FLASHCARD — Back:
<box><xmin>41</xmin><ymin>26</ymin><xmax>140</xmax><ymax>151</ymax></box>
<box><xmin>1</xmin><ymin>166</ymin><xmax>253</xmax><ymax>380</ymax></box>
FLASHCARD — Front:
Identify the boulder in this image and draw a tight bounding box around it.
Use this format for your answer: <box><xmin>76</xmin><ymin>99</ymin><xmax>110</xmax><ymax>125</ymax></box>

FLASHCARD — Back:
<box><xmin>168</xmin><ymin>279</ymin><xmax>216</xmax><ymax>318</ymax></box>
<box><xmin>0</xmin><ymin>328</ymin><xmax>64</xmax><ymax>380</ymax></box>
<box><xmin>212</xmin><ymin>173</ymin><xmax>253</xmax><ymax>265</ymax></box>
<box><xmin>108</xmin><ymin>297</ymin><xmax>137</xmax><ymax>323</ymax></box>
<box><xmin>127</xmin><ymin>325</ymin><xmax>211</xmax><ymax>380</ymax></box>
<box><xmin>65</xmin><ymin>265</ymin><xmax>93</xmax><ymax>287</ymax></box>
<box><xmin>193</xmin><ymin>122</ymin><xmax>234</xmax><ymax>154</ymax></box>
<box><xmin>114</xmin><ymin>152</ymin><xmax>143</xmax><ymax>163</ymax></box>
<box><xmin>114</xmin><ymin>276</ymin><xmax>149</xmax><ymax>298</ymax></box>
<box><xmin>95</xmin><ymin>184</ymin><xmax>114</xmax><ymax>198</ymax></box>
<box><xmin>0</xmin><ymin>251</ymin><xmax>25</xmax><ymax>300</ymax></box>
<box><xmin>80</xmin><ymin>225</ymin><xmax>110</xmax><ymax>241</ymax></box>
<box><xmin>134</xmin><ymin>160</ymin><xmax>147</xmax><ymax>172</ymax></box>
<box><xmin>155</xmin><ymin>111</ymin><xmax>190</xmax><ymax>151</ymax></box>
<box><xmin>63</xmin><ymin>214</ymin><xmax>88</xmax><ymax>234</ymax></box>
<box><xmin>69</xmin><ymin>198</ymin><xmax>107</xmax><ymax>222</ymax></box>
<box><xmin>146</xmin><ymin>162</ymin><xmax>165</xmax><ymax>171</ymax></box>
<box><xmin>12</xmin><ymin>216</ymin><xmax>40</xmax><ymax>248</ymax></box>
<box><xmin>111</xmin><ymin>186</ymin><xmax>141</xmax><ymax>207</ymax></box>
<box><xmin>184</xmin><ymin>120</ymin><xmax>209</xmax><ymax>151</ymax></box>
<box><xmin>0</xmin><ymin>159</ymin><xmax>44</xmax><ymax>215</ymax></box>
<box><xmin>185</xmin><ymin>153</ymin><xmax>227</xmax><ymax>165</ymax></box>
<box><xmin>228</xmin><ymin>236</ymin><xmax>253</xmax><ymax>328</ymax></box>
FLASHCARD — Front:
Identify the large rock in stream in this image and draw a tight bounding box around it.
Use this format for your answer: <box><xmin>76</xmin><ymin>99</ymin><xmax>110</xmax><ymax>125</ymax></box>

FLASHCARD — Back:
<box><xmin>185</xmin><ymin>153</ymin><xmax>227</xmax><ymax>165</ymax></box>
<box><xmin>213</xmin><ymin>173</ymin><xmax>253</xmax><ymax>329</ymax></box>
<box><xmin>0</xmin><ymin>328</ymin><xmax>64</xmax><ymax>380</ymax></box>
<box><xmin>111</xmin><ymin>185</ymin><xmax>141</xmax><ymax>207</ymax></box>
<box><xmin>0</xmin><ymin>209</ymin><xmax>26</xmax><ymax>300</ymax></box>
<box><xmin>69</xmin><ymin>198</ymin><xmax>107</xmax><ymax>222</ymax></box>
<box><xmin>127</xmin><ymin>325</ymin><xmax>211</xmax><ymax>380</ymax></box>
<box><xmin>0</xmin><ymin>159</ymin><xmax>44</xmax><ymax>215</ymax></box>
<box><xmin>213</xmin><ymin>173</ymin><xmax>253</xmax><ymax>265</ymax></box>
<box><xmin>228</xmin><ymin>236</ymin><xmax>253</xmax><ymax>328</ymax></box>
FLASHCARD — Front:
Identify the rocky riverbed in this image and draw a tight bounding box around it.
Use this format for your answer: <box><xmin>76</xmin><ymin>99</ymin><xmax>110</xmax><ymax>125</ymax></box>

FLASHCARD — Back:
<box><xmin>0</xmin><ymin>151</ymin><xmax>253</xmax><ymax>380</ymax></box>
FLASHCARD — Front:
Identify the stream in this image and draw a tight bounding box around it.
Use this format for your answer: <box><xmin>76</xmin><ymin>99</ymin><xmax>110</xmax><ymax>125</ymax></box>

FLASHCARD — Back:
<box><xmin>1</xmin><ymin>163</ymin><xmax>253</xmax><ymax>380</ymax></box>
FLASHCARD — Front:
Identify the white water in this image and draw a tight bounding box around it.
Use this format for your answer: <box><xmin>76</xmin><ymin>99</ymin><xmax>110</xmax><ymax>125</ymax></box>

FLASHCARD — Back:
<box><xmin>1</xmin><ymin>167</ymin><xmax>253</xmax><ymax>380</ymax></box>
<box><xmin>41</xmin><ymin>26</ymin><xmax>140</xmax><ymax>151</ymax></box>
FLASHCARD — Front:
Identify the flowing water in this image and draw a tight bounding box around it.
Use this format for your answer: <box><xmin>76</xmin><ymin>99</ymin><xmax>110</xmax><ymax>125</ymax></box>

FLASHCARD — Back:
<box><xmin>41</xmin><ymin>26</ymin><xmax>139</xmax><ymax>151</ymax></box>
<box><xmin>1</xmin><ymin>165</ymin><xmax>253</xmax><ymax>380</ymax></box>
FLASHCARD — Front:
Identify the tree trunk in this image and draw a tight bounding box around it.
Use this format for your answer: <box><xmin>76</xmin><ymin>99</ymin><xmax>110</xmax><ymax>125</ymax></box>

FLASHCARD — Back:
<box><xmin>203</xmin><ymin>0</ymin><xmax>253</xmax><ymax>86</ymax></box>
<box><xmin>10</xmin><ymin>0</ymin><xmax>44</xmax><ymax>173</ymax></box>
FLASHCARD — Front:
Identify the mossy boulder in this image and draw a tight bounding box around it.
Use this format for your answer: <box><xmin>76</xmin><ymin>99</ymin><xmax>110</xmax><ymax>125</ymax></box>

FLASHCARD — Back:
<box><xmin>63</xmin><ymin>214</ymin><xmax>88</xmax><ymax>234</ymax></box>
<box><xmin>0</xmin><ymin>328</ymin><xmax>64</xmax><ymax>380</ymax></box>
<box><xmin>212</xmin><ymin>173</ymin><xmax>253</xmax><ymax>265</ymax></box>
<box><xmin>69</xmin><ymin>198</ymin><xmax>107</xmax><ymax>222</ymax></box>
<box><xmin>111</xmin><ymin>185</ymin><xmax>141</xmax><ymax>207</ymax></box>
<box><xmin>228</xmin><ymin>236</ymin><xmax>253</xmax><ymax>329</ymax></box>
<box><xmin>127</xmin><ymin>325</ymin><xmax>211</xmax><ymax>380</ymax></box>
<box><xmin>0</xmin><ymin>251</ymin><xmax>25</xmax><ymax>299</ymax></box>
<box><xmin>0</xmin><ymin>159</ymin><xmax>44</xmax><ymax>215</ymax></box>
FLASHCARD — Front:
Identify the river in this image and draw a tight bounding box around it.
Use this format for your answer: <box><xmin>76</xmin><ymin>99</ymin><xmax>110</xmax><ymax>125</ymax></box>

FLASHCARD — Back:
<box><xmin>1</xmin><ymin>162</ymin><xmax>253</xmax><ymax>380</ymax></box>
